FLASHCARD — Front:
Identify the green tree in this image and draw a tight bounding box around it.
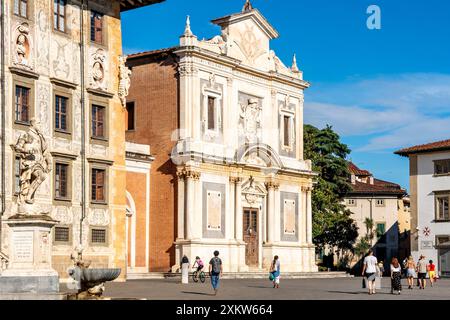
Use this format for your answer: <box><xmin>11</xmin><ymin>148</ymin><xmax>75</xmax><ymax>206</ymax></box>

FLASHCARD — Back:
<box><xmin>304</xmin><ymin>124</ymin><xmax>358</xmax><ymax>257</ymax></box>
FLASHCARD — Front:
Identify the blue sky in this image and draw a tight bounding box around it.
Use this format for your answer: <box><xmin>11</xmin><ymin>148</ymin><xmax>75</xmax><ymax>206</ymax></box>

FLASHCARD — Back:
<box><xmin>121</xmin><ymin>0</ymin><xmax>450</xmax><ymax>191</ymax></box>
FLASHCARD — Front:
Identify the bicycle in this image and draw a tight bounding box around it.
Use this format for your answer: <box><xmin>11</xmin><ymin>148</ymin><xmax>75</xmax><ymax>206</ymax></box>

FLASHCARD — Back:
<box><xmin>192</xmin><ymin>267</ymin><xmax>206</xmax><ymax>283</ymax></box>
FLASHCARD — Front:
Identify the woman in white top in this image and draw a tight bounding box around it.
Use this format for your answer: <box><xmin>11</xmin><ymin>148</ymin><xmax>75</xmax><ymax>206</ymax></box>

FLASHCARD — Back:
<box><xmin>361</xmin><ymin>249</ymin><xmax>378</xmax><ymax>295</ymax></box>
<box><xmin>390</xmin><ymin>257</ymin><xmax>402</xmax><ymax>294</ymax></box>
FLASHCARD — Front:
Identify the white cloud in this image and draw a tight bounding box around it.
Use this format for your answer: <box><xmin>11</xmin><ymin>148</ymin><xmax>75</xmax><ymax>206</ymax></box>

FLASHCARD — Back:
<box><xmin>304</xmin><ymin>73</ymin><xmax>450</xmax><ymax>152</ymax></box>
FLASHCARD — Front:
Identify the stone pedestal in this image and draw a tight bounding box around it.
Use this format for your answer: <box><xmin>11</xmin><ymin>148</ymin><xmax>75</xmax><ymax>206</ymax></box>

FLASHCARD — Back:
<box><xmin>181</xmin><ymin>263</ymin><xmax>189</xmax><ymax>284</ymax></box>
<box><xmin>0</xmin><ymin>215</ymin><xmax>59</xmax><ymax>294</ymax></box>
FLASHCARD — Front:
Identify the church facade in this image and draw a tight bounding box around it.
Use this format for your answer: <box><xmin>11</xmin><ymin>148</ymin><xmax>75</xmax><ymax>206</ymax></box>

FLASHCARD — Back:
<box><xmin>0</xmin><ymin>0</ymin><xmax>163</xmax><ymax>280</ymax></box>
<box><xmin>125</xmin><ymin>3</ymin><xmax>317</xmax><ymax>273</ymax></box>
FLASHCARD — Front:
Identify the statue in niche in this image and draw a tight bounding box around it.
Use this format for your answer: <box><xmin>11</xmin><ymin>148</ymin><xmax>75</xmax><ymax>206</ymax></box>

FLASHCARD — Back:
<box><xmin>239</xmin><ymin>98</ymin><xmax>261</xmax><ymax>144</ymax></box>
<box><xmin>91</xmin><ymin>49</ymin><xmax>106</xmax><ymax>89</ymax></box>
<box><xmin>14</xmin><ymin>118</ymin><xmax>52</xmax><ymax>213</ymax></box>
<box><xmin>118</xmin><ymin>55</ymin><xmax>131</xmax><ymax>107</ymax></box>
<box><xmin>15</xmin><ymin>23</ymin><xmax>31</xmax><ymax>68</ymax></box>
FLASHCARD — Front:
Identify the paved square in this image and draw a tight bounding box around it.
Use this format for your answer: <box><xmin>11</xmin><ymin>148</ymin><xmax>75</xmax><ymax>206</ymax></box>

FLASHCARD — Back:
<box><xmin>97</xmin><ymin>277</ymin><xmax>450</xmax><ymax>300</ymax></box>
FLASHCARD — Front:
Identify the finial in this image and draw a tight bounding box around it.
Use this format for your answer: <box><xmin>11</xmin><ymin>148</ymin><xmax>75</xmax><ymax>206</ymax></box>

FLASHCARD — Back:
<box><xmin>184</xmin><ymin>15</ymin><xmax>193</xmax><ymax>37</ymax></box>
<box><xmin>291</xmin><ymin>54</ymin><xmax>299</xmax><ymax>73</ymax></box>
<box><xmin>242</xmin><ymin>0</ymin><xmax>253</xmax><ymax>13</ymax></box>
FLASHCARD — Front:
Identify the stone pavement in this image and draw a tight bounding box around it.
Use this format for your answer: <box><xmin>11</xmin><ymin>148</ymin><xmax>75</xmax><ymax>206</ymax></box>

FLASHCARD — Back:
<box><xmin>97</xmin><ymin>277</ymin><xmax>450</xmax><ymax>300</ymax></box>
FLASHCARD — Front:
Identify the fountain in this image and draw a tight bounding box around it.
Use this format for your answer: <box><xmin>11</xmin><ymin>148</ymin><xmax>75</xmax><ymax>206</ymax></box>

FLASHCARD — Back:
<box><xmin>67</xmin><ymin>247</ymin><xmax>121</xmax><ymax>300</ymax></box>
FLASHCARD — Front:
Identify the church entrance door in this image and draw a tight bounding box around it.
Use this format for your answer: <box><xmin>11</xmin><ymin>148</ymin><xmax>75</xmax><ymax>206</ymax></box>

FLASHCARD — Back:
<box><xmin>243</xmin><ymin>208</ymin><xmax>259</xmax><ymax>267</ymax></box>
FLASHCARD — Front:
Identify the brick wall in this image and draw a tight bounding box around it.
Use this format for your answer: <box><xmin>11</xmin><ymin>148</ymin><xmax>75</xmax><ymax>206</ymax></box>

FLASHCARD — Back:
<box><xmin>126</xmin><ymin>52</ymin><xmax>179</xmax><ymax>272</ymax></box>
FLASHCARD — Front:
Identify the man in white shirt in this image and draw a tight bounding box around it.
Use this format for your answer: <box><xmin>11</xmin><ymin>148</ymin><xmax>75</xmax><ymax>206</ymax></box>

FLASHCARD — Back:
<box><xmin>361</xmin><ymin>249</ymin><xmax>378</xmax><ymax>295</ymax></box>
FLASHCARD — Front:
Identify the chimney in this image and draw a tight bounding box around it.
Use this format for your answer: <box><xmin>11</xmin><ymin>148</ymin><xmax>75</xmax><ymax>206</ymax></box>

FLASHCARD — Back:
<box><xmin>351</xmin><ymin>174</ymin><xmax>356</xmax><ymax>185</ymax></box>
<box><xmin>369</xmin><ymin>176</ymin><xmax>374</xmax><ymax>185</ymax></box>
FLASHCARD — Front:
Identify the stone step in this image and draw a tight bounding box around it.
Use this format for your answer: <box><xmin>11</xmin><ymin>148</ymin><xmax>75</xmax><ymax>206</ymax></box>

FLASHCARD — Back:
<box><xmin>127</xmin><ymin>271</ymin><xmax>352</xmax><ymax>280</ymax></box>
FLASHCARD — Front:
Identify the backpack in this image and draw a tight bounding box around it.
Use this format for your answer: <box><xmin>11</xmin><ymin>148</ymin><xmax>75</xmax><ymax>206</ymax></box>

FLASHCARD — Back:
<box><xmin>211</xmin><ymin>257</ymin><xmax>221</xmax><ymax>274</ymax></box>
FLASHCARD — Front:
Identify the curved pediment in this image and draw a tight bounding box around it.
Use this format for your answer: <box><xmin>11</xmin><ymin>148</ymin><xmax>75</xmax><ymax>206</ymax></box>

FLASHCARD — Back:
<box><xmin>237</xmin><ymin>143</ymin><xmax>284</xmax><ymax>169</ymax></box>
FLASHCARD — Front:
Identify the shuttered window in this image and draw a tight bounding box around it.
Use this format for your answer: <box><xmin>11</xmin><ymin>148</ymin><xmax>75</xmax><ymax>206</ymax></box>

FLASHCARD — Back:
<box><xmin>207</xmin><ymin>97</ymin><xmax>216</xmax><ymax>130</ymax></box>
<box><xmin>54</xmin><ymin>0</ymin><xmax>66</xmax><ymax>32</ymax></box>
<box><xmin>91</xmin><ymin>168</ymin><xmax>106</xmax><ymax>202</ymax></box>
<box><xmin>435</xmin><ymin>159</ymin><xmax>450</xmax><ymax>175</ymax></box>
<box><xmin>91</xmin><ymin>105</ymin><xmax>105</xmax><ymax>138</ymax></box>
<box><xmin>15</xmin><ymin>86</ymin><xmax>30</xmax><ymax>123</ymax></box>
<box><xmin>55</xmin><ymin>163</ymin><xmax>69</xmax><ymax>199</ymax></box>
<box><xmin>90</xmin><ymin>11</ymin><xmax>103</xmax><ymax>43</ymax></box>
<box><xmin>14</xmin><ymin>0</ymin><xmax>27</xmax><ymax>18</ymax></box>
<box><xmin>436</xmin><ymin>194</ymin><xmax>450</xmax><ymax>221</ymax></box>
<box><xmin>55</xmin><ymin>95</ymin><xmax>68</xmax><ymax>132</ymax></box>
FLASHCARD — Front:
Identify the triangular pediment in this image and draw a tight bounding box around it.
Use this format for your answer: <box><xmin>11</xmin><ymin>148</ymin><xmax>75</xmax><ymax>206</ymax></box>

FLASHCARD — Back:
<box><xmin>211</xmin><ymin>9</ymin><xmax>279</xmax><ymax>40</ymax></box>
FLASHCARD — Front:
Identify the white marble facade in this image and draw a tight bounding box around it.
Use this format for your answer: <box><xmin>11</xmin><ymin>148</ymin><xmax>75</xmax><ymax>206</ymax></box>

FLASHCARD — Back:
<box><xmin>172</xmin><ymin>6</ymin><xmax>317</xmax><ymax>273</ymax></box>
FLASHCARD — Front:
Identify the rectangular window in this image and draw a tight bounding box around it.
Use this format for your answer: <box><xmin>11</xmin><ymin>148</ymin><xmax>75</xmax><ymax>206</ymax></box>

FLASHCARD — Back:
<box><xmin>53</xmin><ymin>0</ymin><xmax>66</xmax><ymax>32</ymax></box>
<box><xmin>14</xmin><ymin>156</ymin><xmax>21</xmax><ymax>194</ymax></box>
<box><xmin>90</xmin><ymin>11</ymin><xmax>103</xmax><ymax>43</ymax></box>
<box><xmin>54</xmin><ymin>226</ymin><xmax>70</xmax><ymax>243</ymax></box>
<box><xmin>55</xmin><ymin>163</ymin><xmax>69</xmax><ymax>199</ymax></box>
<box><xmin>436</xmin><ymin>195</ymin><xmax>450</xmax><ymax>221</ymax></box>
<box><xmin>14</xmin><ymin>0</ymin><xmax>27</xmax><ymax>18</ymax></box>
<box><xmin>207</xmin><ymin>97</ymin><xmax>216</xmax><ymax>131</ymax></box>
<box><xmin>283</xmin><ymin>115</ymin><xmax>290</xmax><ymax>147</ymax></box>
<box><xmin>15</xmin><ymin>85</ymin><xmax>30</xmax><ymax>123</ymax></box>
<box><xmin>92</xmin><ymin>105</ymin><xmax>105</xmax><ymax>139</ymax></box>
<box><xmin>435</xmin><ymin>159</ymin><xmax>450</xmax><ymax>175</ymax></box>
<box><xmin>91</xmin><ymin>168</ymin><xmax>106</xmax><ymax>202</ymax></box>
<box><xmin>126</xmin><ymin>102</ymin><xmax>135</xmax><ymax>131</ymax></box>
<box><xmin>91</xmin><ymin>228</ymin><xmax>107</xmax><ymax>244</ymax></box>
<box><xmin>55</xmin><ymin>95</ymin><xmax>68</xmax><ymax>132</ymax></box>
<box><xmin>376</xmin><ymin>223</ymin><xmax>386</xmax><ymax>238</ymax></box>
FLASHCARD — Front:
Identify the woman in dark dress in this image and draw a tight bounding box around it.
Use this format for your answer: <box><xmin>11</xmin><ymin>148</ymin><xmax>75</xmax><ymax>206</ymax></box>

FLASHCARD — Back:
<box><xmin>390</xmin><ymin>257</ymin><xmax>402</xmax><ymax>294</ymax></box>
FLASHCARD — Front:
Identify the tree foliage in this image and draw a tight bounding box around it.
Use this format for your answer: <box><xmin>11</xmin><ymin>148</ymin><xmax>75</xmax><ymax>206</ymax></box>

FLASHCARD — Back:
<box><xmin>304</xmin><ymin>124</ymin><xmax>358</xmax><ymax>252</ymax></box>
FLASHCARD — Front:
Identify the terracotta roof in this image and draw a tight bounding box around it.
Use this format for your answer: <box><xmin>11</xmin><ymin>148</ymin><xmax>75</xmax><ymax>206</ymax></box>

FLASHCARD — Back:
<box><xmin>395</xmin><ymin>139</ymin><xmax>450</xmax><ymax>156</ymax></box>
<box><xmin>349</xmin><ymin>178</ymin><xmax>406</xmax><ymax>196</ymax></box>
<box><xmin>126</xmin><ymin>47</ymin><xmax>177</xmax><ymax>60</ymax></box>
<box><xmin>348</xmin><ymin>162</ymin><xmax>371</xmax><ymax>176</ymax></box>
<box><xmin>120</xmin><ymin>0</ymin><xmax>165</xmax><ymax>12</ymax></box>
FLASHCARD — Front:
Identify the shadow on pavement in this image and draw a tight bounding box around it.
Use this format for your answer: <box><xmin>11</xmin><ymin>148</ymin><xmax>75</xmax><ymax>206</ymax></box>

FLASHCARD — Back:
<box><xmin>181</xmin><ymin>291</ymin><xmax>215</xmax><ymax>296</ymax></box>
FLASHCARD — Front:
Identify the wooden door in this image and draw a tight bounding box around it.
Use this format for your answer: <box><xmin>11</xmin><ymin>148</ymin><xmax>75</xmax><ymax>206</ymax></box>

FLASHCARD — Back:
<box><xmin>243</xmin><ymin>208</ymin><xmax>259</xmax><ymax>267</ymax></box>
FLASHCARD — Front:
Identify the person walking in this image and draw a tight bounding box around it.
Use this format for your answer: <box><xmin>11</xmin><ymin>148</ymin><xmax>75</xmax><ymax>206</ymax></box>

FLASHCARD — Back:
<box><xmin>417</xmin><ymin>255</ymin><xmax>428</xmax><ymax>289</ymax></box>
<box><xmin>428</xmin><ymin>260</ymin><xmax>436</xmax><ymax>287</ymax></box>
<box><xmin>361</xmin><ymin>249</ymin><xmax>378</xmax><ymax>295</ymax></box>
<box><xmin>270</xmin><ymin>256</ymin><xmax>281</xmax><ymax>288</ymax></box>
<box><xmin>209</xmin><ymin>250</ymin><xmax>223</xmax><ymax>296</ymax></box>
<box><xmin>390</xmin><ymin>257</ymin><xmax>402</xmax><ymax>294</ymax></box>
<box><xmin>378</xmin><ymin>261</ymin><xmax>385</xmax><ymax>278</ymax></box>
<box><xmin>405</xmin><ymin>256</ymin><xmax>416</xmax><ymax>289</ymax></box>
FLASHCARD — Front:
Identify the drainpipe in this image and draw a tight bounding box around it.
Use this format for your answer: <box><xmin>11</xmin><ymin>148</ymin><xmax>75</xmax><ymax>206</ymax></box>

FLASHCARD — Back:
<box><xmin>0</xmin><ymin>0</ymin><xmax>6</xmax><ymax>249</ymax></box>
<box><xmin>79</xmin><ymin>0</ymin><xmax>87</xmax><ymax>249</ymax></box>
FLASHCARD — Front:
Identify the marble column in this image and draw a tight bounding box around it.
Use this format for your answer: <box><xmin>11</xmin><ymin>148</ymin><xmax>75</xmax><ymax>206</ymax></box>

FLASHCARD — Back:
<box><xmin>274</xmin><ymin>183</ymin><xmax>281</xmax><ymax>243</ymax></box>
<box><xmin>184</xmin><ymin>170</ymin><xmax>200</xmax><ymax>240</ymax></box>
<box><xmin>177</xmin><ymin>171</ymin><xmax>185</xmax><ymax>240</ymax></box>
<box><xmin>227</xmin><ymin>177</ymin><xmax>236</xmax><ymax>240</ymax></box>
<box><xmin>306</xmin><ymin>187</ymin><xmax>313</xmax><ymax>244</ymax></box>
<box><xmin>234</xmin><ymin>177</ymin><xmax>243</xmax><ymax>241</ymax></box>
<box><xmin>301</xmin><ymin>187</ymin><xmax>308</xmax><ymax>244</ymax></box>
<box><xmin>266</xmin><ymin>182</ymin><xmax>276</xmax><ymax>244</ymax></box>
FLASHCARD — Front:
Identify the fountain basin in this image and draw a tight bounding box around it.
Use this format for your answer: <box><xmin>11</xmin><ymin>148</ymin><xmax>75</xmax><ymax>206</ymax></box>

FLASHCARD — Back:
<box><xmin>80</xmin><ymin>268</ymin><xmax>121</xmax><ymax>283</ymax></box>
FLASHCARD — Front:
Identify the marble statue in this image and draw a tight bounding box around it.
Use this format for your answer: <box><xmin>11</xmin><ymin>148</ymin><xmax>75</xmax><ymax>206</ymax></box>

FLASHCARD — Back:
<box><xmin>239</xmin><ymin>98</ymin><xmax>261</xmax><ymax>143</ymax></box>
<box><xmin>118</xmin><ymin>55</ymin><xmax>131</xmax><ymax>107</ymax></box>
<box><xmin>13</xmin><ymin>118</ymin><xmax>52</xmax><ymax>212</ymax></box>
